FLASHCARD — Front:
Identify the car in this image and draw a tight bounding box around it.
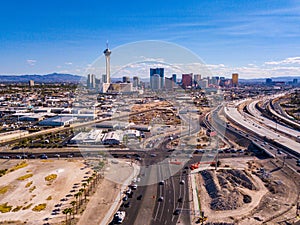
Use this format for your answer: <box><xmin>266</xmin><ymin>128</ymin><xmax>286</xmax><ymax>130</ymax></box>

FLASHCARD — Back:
<box><xmin>159</xmin><ymin>180</ymin><xmax>165</xmax><ymax>185</ymax></box>
<box><xmin>277</xmin><ymin>150</ymin><xmax>282</xmax><ymax>155</ymax></box>
<box><xmin>114</xmin><ymin>211</ymin><xmax>125</xmax><ymax>223</ymax></box>
<box><xmin>124</xmin><ymin>201</ymin><xmax>131</xmax><ymax>208</ymax></box>
<box><xmin>21</xmin><ymin>154</ymin><xmax>28</xmax><ymax>159</ymax></box>
<box><xmin>178</xmin><ymin>197</ymin><xmax>183</xmax><ymax>203</ymax></box>
<box><xmin>180</xmin><ymin>180</ymin><xmax>185</xmax><ymax>185</ymax></box>
<box><xmin>2</xmin><ymin>155</ymin><xmax>10</xmax><ymax>159</ymax></box>
<box><xmin>125</xmin><ymin>188</ymin><xmax>132</xmax><ymax>195</ymax></box>
<box><xmin>29</xmin><ymin>154</ymin><xmax>36</xmax><ymax>159</ymax></box>
<box><xmin>158</xmin><ymin>196</ymin><xmax>164</xmax><ymax>202</ymax></box>
<box><xmin>54</xmin><ymin>154</ymin><xmax>60</xmax><ymax>158</ymax></box>
<box><xmin>137</xmin><ymin>194</ymin><xmax>143</xmax><ymax>200</ymax></box>
<box><xmin>122</xmin><ymin>196</ymin><xmax>128</xmax><ymax>201</ymax></box>
<box><xmin>173</xmin><ymin>209</ymin><xmax>181</xmax><ymax>215</ymax></box>
<box><xmin>136</xmin><ymin>157</ymin><xmax>142</xmax><ymax>161</ymax></box>
<box><xmin>15</xmin><ymin>155</ymin><xmax>22</xmax><ymax>159</ymax></box>
<box><xmin>150</xmin><ymin>153</ymin><xmax>157</xmax><ymax>157</ymax></box>
<box><xmin>40</xmin><ymin>154</ymin><xmax>48</xmax><ymax>159</ymax></box>
<box><xmin>131</xmin><ymin>184</ymin><xmax>137</xmax><ymax>190</ymax></box>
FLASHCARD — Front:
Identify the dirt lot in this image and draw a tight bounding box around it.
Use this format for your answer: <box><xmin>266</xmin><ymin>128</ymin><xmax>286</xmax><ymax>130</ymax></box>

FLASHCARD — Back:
<box><xmin>0</xmin><ymin>158</ymin><xmax>138</xmax><ymax>225</ymax></box>
<box><xmin>195</xmin><ymin>158</ymin><xmax>300</xmax><ymax>224</ymax></box>
<box><xmin>0</xmin><ymin>159</ymin><xmax>92</xmax><ymax>224</ymax></box>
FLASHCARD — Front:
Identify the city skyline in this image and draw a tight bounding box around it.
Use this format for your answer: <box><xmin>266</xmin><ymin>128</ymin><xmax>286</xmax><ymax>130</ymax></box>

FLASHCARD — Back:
<box><xmin>1</xmin><ymin>0</ymin><xmax>300</xmax><ymax>78</ymax></box>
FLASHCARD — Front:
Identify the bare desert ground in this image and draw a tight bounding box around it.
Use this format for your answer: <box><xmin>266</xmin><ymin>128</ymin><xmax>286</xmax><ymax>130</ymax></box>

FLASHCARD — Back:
<box><xmin>0</xmin><ymin>159</ymin><xmax>92</xmax><ymax>225</ymax></box>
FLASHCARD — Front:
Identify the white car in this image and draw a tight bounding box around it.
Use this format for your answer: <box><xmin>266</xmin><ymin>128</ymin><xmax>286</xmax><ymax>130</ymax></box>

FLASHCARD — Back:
<box><xmin>131</xmin><ymin>184</ymin><xmax>137</xmax><ymax>190</ymax></box>
<box><xmin>125</xmin><ymin>188</ymin><xmax>132</xmax><ymax>195</ymax></box>
<box><xmin>114</xmin><ymin>211</ymin><xmax>125</xmax><ymax>223</ymax></box>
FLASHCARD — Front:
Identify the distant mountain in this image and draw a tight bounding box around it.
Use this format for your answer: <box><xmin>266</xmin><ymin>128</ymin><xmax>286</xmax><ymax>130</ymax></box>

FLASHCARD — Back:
<box><xmin>239</xmin><ymin>76</ymin><xmax>300</xmax><ymax>83</ymax></box>
<box><xmin>0</xmin><ymin>73</ymin><xmax>83</xmax><ymax>83</ymax></box>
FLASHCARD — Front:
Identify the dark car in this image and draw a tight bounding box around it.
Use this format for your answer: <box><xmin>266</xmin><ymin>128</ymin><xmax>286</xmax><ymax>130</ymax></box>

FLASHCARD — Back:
<box><xmin>40</xmin><ymin>154</ymin><xmax>48</xmax><ymax>159</ymax></box>
<box><xmin>21</xmin><ymin>154</ymin><xmax>28</xmax><ymax>159</ymax></box>
<box><xmin>124</xmin><ymin>201</ymin><xmax>131</xmax><ymax>208</ymax></box>
<box><xmin>137</xmin><ymin>194</ymin><xmax>143</xmax><ymax>200</ymax></box>
<box><xmin>29</xmin><ymin>154</ymin><xmax>36</xmax><ymax>159</ymax></box>
<box><xmin>173</xmin><ymin>209</ymin><xmax>181</xmax><ymax>215</ymax></box>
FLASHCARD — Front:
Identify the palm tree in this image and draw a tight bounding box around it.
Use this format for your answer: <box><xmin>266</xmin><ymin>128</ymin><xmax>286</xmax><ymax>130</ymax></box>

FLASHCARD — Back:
<box><xmin>68</xmin><ymin>208</ymin><xmax>73</xmax><ymax>223</ymax></box>
<box><xmin>86</xmin><ymin>177</ymin><xmax>92</xmax><ymax>194</ymax></box>
<box><xmin>70</xmin><ymin>201</ymin><xmax>76</xmax><ymax>217</ymax></box>
<box><xmin>63</xmin><ymin>208</ymin><xmax>69</xmax><ymax>225</ymax></box>
<box><xmin>79</xmin><ymin>187</ymin><xmax>86</xmax><ymax>202</ymax></box>
<box><xmin>74</xmin><ymin>192</ymin><xmax>79</xmax><ymax>213</ymax></box>
<box><xmin>77</xmin><ymin>191</ymin><xmax>83</xmax><ymax>207</ymax></box>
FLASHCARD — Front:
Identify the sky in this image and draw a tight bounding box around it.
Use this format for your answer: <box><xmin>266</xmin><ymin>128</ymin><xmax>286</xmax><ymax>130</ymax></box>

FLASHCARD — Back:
<box><xmin>1</xmin><ymin>0</ymin><xmax>300</xmax><ymax>78</ymax></box>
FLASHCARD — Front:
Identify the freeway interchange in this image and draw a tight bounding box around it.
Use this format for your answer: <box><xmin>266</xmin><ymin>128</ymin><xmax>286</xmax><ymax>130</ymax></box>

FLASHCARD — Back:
<box><xmin>1</xmin><ymin>92</ymin><xmax>300</xmax><ymax>225</ymax></box>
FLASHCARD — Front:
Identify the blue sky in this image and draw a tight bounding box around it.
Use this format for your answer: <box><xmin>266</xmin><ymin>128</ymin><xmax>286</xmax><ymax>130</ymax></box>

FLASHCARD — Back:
<box><xmin>1</xmin><ymin>0</ymin><xmax>300</xmax><ymax>78</ymax></box>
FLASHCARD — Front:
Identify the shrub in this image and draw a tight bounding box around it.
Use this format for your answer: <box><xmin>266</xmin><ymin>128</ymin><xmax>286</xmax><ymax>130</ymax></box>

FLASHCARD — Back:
<box><xmin>0</xmin><ymin>186</ymin><xmax>10</xmax><ymax>195</ymax></box>
<box><xmin>46</xmin><ymin>196</ymin><xmax>52</xmax><ymax>200</ymax></box>
<box><xmin>12</xmin><ymin>206</ymin><xmax>22</xmax><ymax>212</ymax></box>
<box><xmin>44</xmin><ymin>174</ymin><xmax>57</xmax><ymax>182</ymax></box>
<box><xmin>32</xmin><ymin>203</ymin><xmax>46</xmax><ymax>212</ymax></box>
<box><xmin>29</xmin><ymin>186</ymin><xmax>36</xmax><ymax>193</ymax></box>
<box><xmin>22</xmin><ymin>203</ymin><xmax>33</xmax><ymax>210</ymax></box>
<box><xmin>9</xmin><ymin>161</ymin><xmax>28</xmax><ymax>172</ymax></box>
<box><xmin>17</xmin><ymin>174</ymin><xmax>33</xmax><ymax>181</ymax></box>
<box><xmin>0</xmin><ymin>203</ymin><xmax>12</xmax><ymax>213</ymax></box>
<box><xmin>25</xmin><ymin>181</ymin><xmax>33</xmax><ymax>188</ymax></box>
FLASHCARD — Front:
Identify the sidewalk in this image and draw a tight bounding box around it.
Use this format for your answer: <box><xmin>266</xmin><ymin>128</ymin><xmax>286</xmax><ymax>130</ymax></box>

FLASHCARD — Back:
<box><xmin>76</xmin><ymin>162</ymin><xmax>140</xmax><ymax>225</ymax></box>
<box><xmin>100</xmin><ymin>163</ymin><xmax>140</xmax><ymax>225</ymax></box>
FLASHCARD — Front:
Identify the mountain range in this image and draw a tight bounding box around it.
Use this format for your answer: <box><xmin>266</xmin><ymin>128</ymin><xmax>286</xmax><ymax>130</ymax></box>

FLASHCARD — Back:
<box><xmin>0</xmin><ymin>73</ymin><xmax>82</xmax><ymax>83</ymax></box>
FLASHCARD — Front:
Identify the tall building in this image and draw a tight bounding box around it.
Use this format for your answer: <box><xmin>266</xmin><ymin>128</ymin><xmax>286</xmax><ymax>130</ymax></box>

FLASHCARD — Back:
<box><xmin>122</xmin><ymin>76</ymin><xmax>130</xmax><ymax>83</ymax></box>
<box><xmin>165</xmin><ymin>77</ymin><xmax>176</xmax><ymax>90</ymax></box>
<box><xmin>87</xmin><ymin>74</ymin><xmax>96</xmax><ymax>88</ymax></box>
<box><xmin>211</xmin><ymin>76</ymin><xmax>219</xmax><ymax>86</ymax></box>
<box><xmin>182</xmin><ymin>73</ymin><xmax>193</xmax><ymax>88</ymax></box>
<box><xmin>133</xmin><ymin>76</ymin><xmax>140</xmax><ymax>87</ymax></box>
<box><xmin>102</xmin><ymin>74</ymin><xmax>107</xmax><ymax>83</ymax></box>
<box><xmin>194</xmin><ymin>74</ymin><xmax>201</xmax><ymax>86</ymax></box>
<box><xmin>151</xmin><ymin>74</ymin><xmax>161</xmax><ymax>90</ymax></box>
<box><xmin>199</xmin><ymin>79</ymin><xmax>208</xmax><ymax>88</ymax></box>
<box><xmin>293</xmin><ymin>78</ymin><xmax>298</xmax><ymax>84</ymax></box>
<box><xmin>232</xmin><ymin>73</ymin><xmax>239</xmax><ymax>87</ymax></box>
<box><xmin>266</xmin><ymin>78</ymin><xmax>273</xmax><ymax>85</ymax></box>
<box><xmin>28</xmin><ymin>80</ymin><xmax>35</xmax><ymax>87</ymax></box>
<box><xmin>103</xmin><ymin>43</ymin><xmax>111</xmax><ymax>84</ymax></box>
<box><xmin>150</xmin><ymin>68</ymin><xmax>164</xmax><ymax>89</ymax></box>
<box><xmin>172</xmin><ymin>74</ymin><xmax>177</xmax><ymax>84</ymax></box>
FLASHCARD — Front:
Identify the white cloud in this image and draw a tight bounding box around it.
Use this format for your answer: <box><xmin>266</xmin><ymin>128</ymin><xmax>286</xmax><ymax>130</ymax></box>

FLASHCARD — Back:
<box><xmin>65</xmin><ymin>62</ymin><xmax>73</xmax><ymax>65</ymax></box>
<box><xmin>26</xmin><ymin>59</ymin><xmax>37</xmax><ymax>66</ymax></box>
<box><xmin>265</xmin><ymin>57</ymin><xmax>300</xmax><ymax>65</ymax></box>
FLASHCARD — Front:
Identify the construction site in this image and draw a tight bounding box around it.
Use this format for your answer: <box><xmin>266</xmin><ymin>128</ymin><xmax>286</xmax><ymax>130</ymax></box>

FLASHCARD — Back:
<box><xmin>195</xmin><ymin>157</ymin><xmax>300</xmax><ymax>225</ymax></box>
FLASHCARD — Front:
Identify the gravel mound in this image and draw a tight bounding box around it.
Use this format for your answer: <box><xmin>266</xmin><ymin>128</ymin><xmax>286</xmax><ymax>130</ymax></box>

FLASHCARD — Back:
<box><xmin>200</xmin><ymin>169</ymin><xmax>256</xmax><ymax>211</ymax></box>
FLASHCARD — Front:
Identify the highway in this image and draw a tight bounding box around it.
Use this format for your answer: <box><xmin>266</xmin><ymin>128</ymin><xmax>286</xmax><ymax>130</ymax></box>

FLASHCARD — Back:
<box><xmin>225</xmin><ymin>104</ymin><xmax>300</xmax><ymax>156</ymax></box>
<box><xmin>208</xmin><ymin>104</ymin><xmax>300</xmax><ymax>170</ymax></box>
<box><xmin>267</xmin><ymin>100</ymin><xmax>300</xmax><ymax>130</ymax></box>
<box><xmin>247</xmin><ymin>100</ymin><xmax>300</xmax><ymax>138</ymax></box>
